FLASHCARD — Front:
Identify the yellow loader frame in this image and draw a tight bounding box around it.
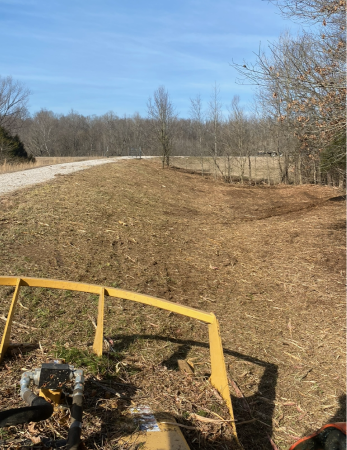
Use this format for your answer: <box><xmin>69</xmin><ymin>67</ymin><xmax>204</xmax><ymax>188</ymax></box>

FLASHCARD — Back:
<box><xmin>0</xmin><ymin>276</ymin><xmax>237</xmax><ymax>439</ymax></box>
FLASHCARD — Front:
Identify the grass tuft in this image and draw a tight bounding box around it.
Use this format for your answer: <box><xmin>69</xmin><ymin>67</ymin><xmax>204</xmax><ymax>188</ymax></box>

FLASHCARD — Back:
<box><xmin>52</xmin><ymin>345</ymin><xmax>116</xmax><ymax>376</ymax></box>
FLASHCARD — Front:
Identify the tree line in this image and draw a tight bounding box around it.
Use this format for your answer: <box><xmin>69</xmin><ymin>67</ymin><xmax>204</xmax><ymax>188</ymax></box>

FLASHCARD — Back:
<box><xmin>0</xmin><ymin>0</ymin><xmax>345</xmax><ymax>186</ymax></box>
<box><xmin>0</xmin><ymin>78</ymin><xmax>290</xmax><ymax>172</ymax></box>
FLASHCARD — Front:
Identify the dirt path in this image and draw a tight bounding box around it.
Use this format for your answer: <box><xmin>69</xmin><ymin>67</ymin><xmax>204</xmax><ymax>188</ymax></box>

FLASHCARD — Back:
<box><xmin>0</xmin><ymin>160</ymin><xmax>345</xmax><ymax>449</ymax></box>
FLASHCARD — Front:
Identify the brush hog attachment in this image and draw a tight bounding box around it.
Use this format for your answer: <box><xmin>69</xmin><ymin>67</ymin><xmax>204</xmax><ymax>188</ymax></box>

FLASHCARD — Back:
<box><xmin>0</xmin><ymin>276</ymin><xmax>241</xmax><ymax>449</ymax></box>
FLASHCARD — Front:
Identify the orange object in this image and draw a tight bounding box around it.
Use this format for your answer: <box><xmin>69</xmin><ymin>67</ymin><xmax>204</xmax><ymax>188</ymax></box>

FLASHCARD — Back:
<box><xmin>289</xmin><ymin>423</ymin><xmax>346</xmax><ymax>450</ymax></box>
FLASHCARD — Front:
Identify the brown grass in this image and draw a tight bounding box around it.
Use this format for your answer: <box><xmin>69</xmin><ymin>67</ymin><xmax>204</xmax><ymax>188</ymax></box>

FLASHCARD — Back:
<box><xmin>0</xmin><ymin>156</ymin><xmax>105</xmax><ymax>174</ymax></box>
<box><xmin>171</xmin><ymin>156</ymin><xmax>290</xmax><ymax>184</ymax></box>
<box><xmin>0</xmin><ymin>160</ymin><xmax>345</xmax><ymax>449</ymax></box>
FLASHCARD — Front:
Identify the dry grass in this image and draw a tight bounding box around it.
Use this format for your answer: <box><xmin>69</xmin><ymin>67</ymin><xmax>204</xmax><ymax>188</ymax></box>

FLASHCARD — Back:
<box><xmin>0</xmin><ymin>156</ymin><xmax>105</xmax><ymax>174</ymax></box>
<box><xmin>171</xmin><ymin>156</ymin><xmax>289</xmax><ymax>184</ymax></box>
<box><xmin>0</xmin><ymin>160</ymin><xmax>345</xmax><ymax>449</ymax></box>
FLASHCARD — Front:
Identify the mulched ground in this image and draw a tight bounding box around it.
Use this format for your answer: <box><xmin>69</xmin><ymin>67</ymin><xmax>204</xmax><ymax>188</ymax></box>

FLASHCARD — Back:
<box><xmin>0</xmin><ymin>159</ymin><xmax>345</xmax><ymax>449</ymax></box>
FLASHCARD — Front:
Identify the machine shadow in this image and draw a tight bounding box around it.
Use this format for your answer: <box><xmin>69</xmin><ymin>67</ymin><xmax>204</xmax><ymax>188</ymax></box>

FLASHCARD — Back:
<box><xmin>105</xmin><ymin>333</ymin><xmax>278</xmax><ymax>450</ymax></box>
<box><xmin>328</xmin><ymin>394</ymin><xmax>346</xmax><ymax>423</ymax></box>
<box><xmin>81</xmin><ymin>376</ymin><xmax>140</xmax><ymax>448</ymax></box>
<box><xmin>82</xmin><ymin>372</ymin><xmax>239</xmax><ymax>449</ymax></box>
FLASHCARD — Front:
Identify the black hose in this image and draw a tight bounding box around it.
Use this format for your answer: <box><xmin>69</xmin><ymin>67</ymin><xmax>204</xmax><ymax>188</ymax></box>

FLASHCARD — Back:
<box><xmin>0</xmin><ymin>367</ymin><xmax>84</xmax><ymax>449</ymax></box>
<box><xmin>66</xmin><ymin>387</ymin><xmax>83</xmax><ymax>450</ymax></box>
<box><xmin>0</xmin><ymin>394</ymin><xmax>53</xmax><ymax>427</ymax></box>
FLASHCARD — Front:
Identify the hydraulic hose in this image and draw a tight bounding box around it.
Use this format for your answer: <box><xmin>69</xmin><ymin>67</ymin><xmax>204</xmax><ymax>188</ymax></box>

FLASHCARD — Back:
<box><xmin>0</xmin><ymin>369</ymin><xmax>54</xmax><ymax>427</ymax></box>
<box><xmin>0</xmin><ymin>391</ymin><xmax>53</xmax><ymax>427</ymax></box>
<box><xmin>66</xmin><ymin>369</ymin><xmax>84</xmax><ymax>450</ymax></box>
<box><xmin>0</xmin><ymin>364</ymin><xmax>84</xmax><ymax>450</ymax></box>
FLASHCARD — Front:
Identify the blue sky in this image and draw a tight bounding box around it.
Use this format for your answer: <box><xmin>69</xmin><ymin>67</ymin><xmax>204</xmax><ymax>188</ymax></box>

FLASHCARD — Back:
<box><xmin>0</xmin><ymin>0</ymin><xmax>301</xmax><ymax>117</ymax></box>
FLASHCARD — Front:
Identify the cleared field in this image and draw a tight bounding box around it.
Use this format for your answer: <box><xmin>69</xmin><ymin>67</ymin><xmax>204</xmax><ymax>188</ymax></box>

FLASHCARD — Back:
<box><xmin>171</xmin><ymin>156</ymin><xmax>290</xmax><ymax>184</ymax></box>
<box><xmin>0</xmin><ymin>160</ymin><xmax>345</xmax><ymax>449</ymax></box>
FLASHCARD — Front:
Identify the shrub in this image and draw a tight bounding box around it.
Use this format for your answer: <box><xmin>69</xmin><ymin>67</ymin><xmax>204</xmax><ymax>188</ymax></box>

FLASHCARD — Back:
<box><xmin>0</xmin><ymin>125</ymin><xmax>35</xmax><ymax>164</ymax></box>
<box><xmin>321</xmin><ymin>134</ymin><xmax>346</xmax><ymax>172</ymax></box>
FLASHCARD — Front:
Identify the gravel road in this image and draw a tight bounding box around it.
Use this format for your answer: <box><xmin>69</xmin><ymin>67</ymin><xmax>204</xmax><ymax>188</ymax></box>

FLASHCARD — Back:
<box><xmin>0</xmin><ymin>156</ymin><xmax>149</xmax><ymax>196</ymax></box>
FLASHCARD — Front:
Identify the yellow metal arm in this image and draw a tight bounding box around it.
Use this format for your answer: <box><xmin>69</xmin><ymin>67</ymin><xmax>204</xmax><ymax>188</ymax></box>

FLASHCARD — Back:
<box><xmin>0</xmin><ymin>276</ymin><xmax>237</xmax><ymax>438</ymax></box>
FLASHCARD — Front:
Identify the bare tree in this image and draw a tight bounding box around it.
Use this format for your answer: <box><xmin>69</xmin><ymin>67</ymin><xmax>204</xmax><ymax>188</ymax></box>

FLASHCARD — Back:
<box><xmin>189</xmin><ymin>94</ymin><xmax>206</xmax><ymax>175</ymax></box>
<box><xmin>131</xmin><ymin>112</ymin><xmax>144</xmax><ymax>155</ymax></box>
<box><xmin>26</xmin><ymin>109</ymin><xmax>57</xmax><ymax>156</ymax></box>
<box><xmin>147</xmin><ymin>86</ymin><xmax>177</xmax><ymax>168</ymax></box>
<box><xmin>207</xmin><ymin>83</ymin><xmax>223</xmax><ymax>158</ymax></box>
<box><xmin>231</xmin><ymin>0</ymin><xmax>346</xmax><ymax>185</ymax></box>
<box><xmin>206</xmin><ymin>83</ymin><xmax>224</xmax><ymax>178</ymax></box>
<box><xmin>0</xmin><ymin>76</ymin><xmax>30</xmax><ymax>131</ymax></box>
<box><xmin>269</xmin><ymin>0</ymin><xmax>345</xmax><ymax>29</ymax></box>
<box><xmin>225</xmin><ymin>96</ymin><xmax>250</xmax><ymax>183</ymax></box>
<box><xmin>100</xmin><ymin>112</ymin><xmax>121</xmax><ymax>156</ymax></box>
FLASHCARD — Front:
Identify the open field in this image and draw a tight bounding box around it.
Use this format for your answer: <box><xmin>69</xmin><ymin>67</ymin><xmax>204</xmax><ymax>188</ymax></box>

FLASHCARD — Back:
<box><xmin>0</xmin><ymin>156</ymin><xmax>106</xmax><ymax>174</ymax></box>
<box><xmin>171</xmin><ymin>156</ymin><xmax>291</xmax><ymax>184</ymax></box>
<box><xmin>0</xmin><ymin>160</ymin><xmax>345</xmax><ymax>449</ymax></box>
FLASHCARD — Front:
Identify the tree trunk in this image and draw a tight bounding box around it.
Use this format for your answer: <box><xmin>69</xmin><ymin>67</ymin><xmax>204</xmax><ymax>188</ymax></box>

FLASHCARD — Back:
<box><xmin>327</xmin><ymin>172</ymin><xmax>332</xmax><ymax>186</ymax></box>
<box><xmin>338</xmin><ymin>172</ymin><xmax>345</xmax><ymax>188</ymax></box>
<box><xmin>298</xmin><ymin>153</ymin><xmax>303</xmax><ymax>185</ymax></box>
<box><xmin>317</xmin><ymin>163</ymin><xmax>321</xmax><ymax>185</ymax></box>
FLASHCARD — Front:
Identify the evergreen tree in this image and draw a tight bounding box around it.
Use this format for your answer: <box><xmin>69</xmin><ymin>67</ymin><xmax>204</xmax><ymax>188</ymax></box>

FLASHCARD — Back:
<box><xmin>320</xmin><ymin>134</ymin><xmax>346</xmax><ymax>185</ymax></box>
<box><xmin>0</xmin><ymin>125</ymin><xmax>35</xmax><ymax>164</ymax></box>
